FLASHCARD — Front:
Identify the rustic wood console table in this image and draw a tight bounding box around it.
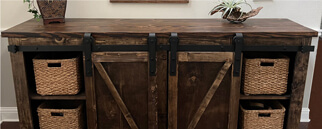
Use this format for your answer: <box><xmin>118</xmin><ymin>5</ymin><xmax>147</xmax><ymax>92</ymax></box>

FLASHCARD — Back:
<box><xmin>1</xmin><ymin>19</ymin><xmax>318</xmax><ymax>129</ymax></box>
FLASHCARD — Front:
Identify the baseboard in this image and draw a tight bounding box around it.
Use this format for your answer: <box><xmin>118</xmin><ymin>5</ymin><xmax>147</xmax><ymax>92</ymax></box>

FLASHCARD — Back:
<box><xmin>0</xmin><ymin>107</ymin><xmax>19</xmax><ymax>123</ymax></box>
<box><xmin>301</xmin><ymin>108</ymin><xmax>311</xmax><ymax>122</ymax></box>
<box><xmin>0</xmin><ymin>107</ymin><xmax>311</xmax><ymax>123</ymax></box>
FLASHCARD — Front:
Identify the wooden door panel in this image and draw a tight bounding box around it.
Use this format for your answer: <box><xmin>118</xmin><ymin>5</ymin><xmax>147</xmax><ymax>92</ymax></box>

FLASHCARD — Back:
<box><xmin>169</xmin><ymin>52</ymin><xmax>233</xmax><ymax>129</ymax></box>
<box><xmin>93</xmin><ymin>52</ymin><xmax>153</xmax><ymax>129</ymax></box>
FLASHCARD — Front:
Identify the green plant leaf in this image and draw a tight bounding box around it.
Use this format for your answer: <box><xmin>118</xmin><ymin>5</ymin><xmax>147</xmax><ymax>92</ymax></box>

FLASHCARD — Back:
<box><xmin>238</xmin><ymin>8</ymin><xmax>244</xmax><ymax>20</ymax></box>
<box><xmin>210</xmin><ymin>0</ymin><xmax>255</xmax><ymax>19</ymax></box>
<box><xmin>227</xmin><ymin>8</ymin><xmax>234</xmax><ymax>18</ymax></box>
<box><xmin>24</xmin><ymin>0</ymin><xmax>41</xmax><ymax>21</ymax></box>
<box><xmin>221</xmin><ymin>7</ymin><xmax>230</xmax><ymax>18</ymax></box>
<box><xmin>209</xmin><ymin>5</ymin><xmax>226</xmax><ymax>14</ymax></box>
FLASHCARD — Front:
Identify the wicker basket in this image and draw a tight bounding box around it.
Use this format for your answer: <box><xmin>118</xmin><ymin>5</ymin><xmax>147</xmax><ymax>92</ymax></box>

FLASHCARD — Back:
<box><xmin>37</xmin><ymin>102</ymin><xmax>84</xmax><ymax>129</ymax></box>
<box><xmin>242</xmin><ymin>58</ymin><xmax>289</xmax><ymax>95</ymax></box>
<box><xmin>33</xmin><ymin>55</ymin><xmax>81</xmax><ymax>96</ymax></box>
<box><xmin>240</xmin><ymin>101</ymin><xmax>285</xmax><ymax>129</ymax></box>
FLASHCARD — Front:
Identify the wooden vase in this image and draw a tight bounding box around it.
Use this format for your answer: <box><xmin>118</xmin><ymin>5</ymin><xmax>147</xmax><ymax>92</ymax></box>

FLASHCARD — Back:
<box><xmin>37</xmin><ymin>0</ymin><xmax>67</xmax><ymax>25</ymax></box>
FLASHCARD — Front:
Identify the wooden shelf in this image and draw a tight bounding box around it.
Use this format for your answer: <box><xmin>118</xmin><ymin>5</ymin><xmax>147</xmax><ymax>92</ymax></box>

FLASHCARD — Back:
<box><xmin>240</xmin><ymin>94</ymin><xmax>291</xmax><ymax>100</ymax></box>
<box><xmin>30</xmin><ymin>92</ymin><xmax>86</xmax><ymax>100</ymax></box>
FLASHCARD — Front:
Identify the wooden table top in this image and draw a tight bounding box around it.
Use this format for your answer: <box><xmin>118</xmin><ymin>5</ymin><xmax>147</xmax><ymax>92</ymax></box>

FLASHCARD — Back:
<box><xmin>1</xmin><ymin>18</ymin><xmax>318</xmax><ymax>38</ymax></box>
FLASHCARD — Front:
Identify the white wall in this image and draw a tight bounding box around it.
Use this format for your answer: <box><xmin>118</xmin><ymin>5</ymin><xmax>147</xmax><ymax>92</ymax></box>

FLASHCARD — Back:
<box><xmin>1</xmin><ymin>0</ymin><xmax>321</xmax><ymax>122</ymax></box>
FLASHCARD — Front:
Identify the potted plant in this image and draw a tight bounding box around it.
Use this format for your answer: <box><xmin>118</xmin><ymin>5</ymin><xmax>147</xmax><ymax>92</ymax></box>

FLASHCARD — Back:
<box><xmin>24</xmin><ymin>0</ymin><xmax>67</xmax><ymax>24</ymax></box>
<box><xmin>209</xmin><ymin>0</ymin><xmax>263</xmax><ymax>23</ymax></box>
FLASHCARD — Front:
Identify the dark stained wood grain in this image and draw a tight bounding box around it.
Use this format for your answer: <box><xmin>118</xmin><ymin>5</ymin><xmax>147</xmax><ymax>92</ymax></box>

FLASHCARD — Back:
<box><xmin>148</xmin><ymin>66</ymin><xmax>158</xmax><ymax>129</ymax></box>
<box><xmin>244</xmin><ymin>37</ymin><xmax>304</xmax><ymax>46</ymax></box>
<box><xmin>156</xmin><ymin>38</ymin><xmax>168</xmax><ymax>129</ymax></box>
<box><xmin>168</xmin><ymin>53</ymin><xmax>179</xmax><ymax>129</ymax></box>
<box><xmin>83</xmin><ymin>58</ymin><xmax>98</xmax><ymax>129</ymax></box>
<box><xmin>94</xmin><ymin>62</ymin><xmax>139</xmax><ymax>129</ymax></box>
<box><xmin>239</xmin><ymin>94</ymin><xmax>291</xmax><ymax>100</ymax></box>
<box><xmin>187</xmin><ymin>61</ymin><xmax>232</xmax><ymax>129</ymax></box>
<box><xmin>1</xmin><ymin>19</ymin><xmax>317</xmax><ymax>39</ymax></box>
<box><xmin>4</xmin><ymin>18</ymin><xmax>315</xmax><ymax>129</ymax></box>
<box><xmin>93</xmin><ymin>51</ymin><xmax>159</xmax><ymax>129</ymax></box>
<box><xmin>169</xmin><ymin>52</ymin><xmax>233</xmax><ymax>129</ymax></box>
<box><xmin>1</xmin><ymin>122</ymin><xmax>310</xmax><ymax>129</ymax></box>
<box><xmin>92</xmin><ymin>52</ymin><xmax>148</xmax><ymax>62</ymax></box>
<box><xmin>9</xmin><ymin>39</ymin><xmax>34</xmax><ymax>129</ymax></box>
<box><xmin>95</xmin><ymin>36</ymin><xmax>147</xmax><ymax>45</ymax></box>
<box><xmin>227</xmin><ymin>54</ymin><xmax>242</xmax><ymax>129</ymax></box>
<box><xmin>179</xmin><ymin>37</ymin><xmax>231</xmax><ymax>45</ymax></box>
<box><xmin>286</xmin><ymin>37</ymin><xmax>311</xmax><ymax>129</ymax></box>
<box><xmin>5</xmin><ymin>37</ymin><xmax>82</xmax><ymax>46</ymax></box>
<box><xmin>178</xmin><ymin>63</ymin><xmax>232</xmax><ymax>129</ymax></box>
<box><xmin>29</xmin><ymin>92</ymin><xmax>86</xmax><ymax>100</ymax></box>
<box><xmin>178</xmin><ymin>52</ymin><xmax>233</xmax><ymax>62</ymax></box>
<box><xmin>94</xmin><ymin>64</ymin><xmax>121</xmax><ymax>129</ymax></box>
<box><xmin>148</xmin><ymin>38</ymin><xmax>166</xmax><ymax>129</ymax></box>
<box><xmin>228</xmin><ymin>76</ymin><xmax>241</xmax><ymax>129</ymax></box>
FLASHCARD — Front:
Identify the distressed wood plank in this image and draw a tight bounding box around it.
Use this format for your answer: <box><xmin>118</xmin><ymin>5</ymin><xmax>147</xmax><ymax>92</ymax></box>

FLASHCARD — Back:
<box><xmin>168</xmin><ymin>53</ymin><xmax>178</xmax><ymax>129</ymax></box>
<box><xmin>2</xmin><ymin>19</ymin><xmax>317</xmax><ymax>38</ymax></box>
<box><xmin>8</xmin><ymin>38</ymin><xmax>34</xmax><ymax>129</ymax></box>
<box><xmin>29</xmin><ymin>92</ymin><xmax>86</xmax><ymax>100</ymax></box>
<box><xmin>228</xmin><ymin>76</ymin><xmax>241</xmax><ymax>129</ymax></box>
<box><xmin>94</xmin><ymin>62</ymin><xmax>139</xmax><ymax>129</ymax></box>
<box><xmin>16</xmin><ymin>37</ymin><xmax>82</xmax><ymax>45</ymax></box>
<box><xmin>239</xmin><ymin>94</ymin><xmax>291</xmax><ymax>100</ymax></box>
<box><xmin>187</xmin><ymin>61</ymin><xmax>232</xmax><ymax>129</ymax></box>
<box><xmin>156</xmin><ymin>39</ymin><xmax>168</xmax><ymax>129</ymax></box>
<box><xmin>10</xmin><ymin>52</ymin><xmax>34</xmax><ymax>129</ymax></box>
<box><xmin>178</xmin><ymin>52</ymin><xmax>233</xmax><ymax>62</ymax></box>
<box><xmin>243</xmin><ymin>37</ymin><xmax>303</xmax><ymax>46</ymax></box>
<box><xmin>228</xmin><ymin>54</ymin><xmax>242</xmax><ymax>129</ymax></box>
<box><xmin>148</xmin><ymin>60</ymin><xmax>158</xmax><ymax>129</ymax></box>
<box><xmin>92</xmin><ymin>52</ymin><xmax>148</xmax><ymax>63</ymax></box>
<box><xmin>83</xmin><ymin>57</ymin><xmax>97</xmax><ymax>129</ymax></box>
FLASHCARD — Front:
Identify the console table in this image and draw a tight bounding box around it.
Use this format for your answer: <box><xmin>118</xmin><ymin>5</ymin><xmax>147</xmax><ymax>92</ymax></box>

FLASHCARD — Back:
<box><xmin>1</xmin><ymin>19</ymin><xmax>317</xmax><ymax>129</ymax></box>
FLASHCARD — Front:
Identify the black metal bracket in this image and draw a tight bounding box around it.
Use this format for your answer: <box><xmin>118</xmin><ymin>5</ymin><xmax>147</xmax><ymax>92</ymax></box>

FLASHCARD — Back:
<box><xmin>233</xmin><ymin>33</ymin><xmax>243</xmax><ymax>77</ymax></box>
<box><xmin>83</xmin><ymin>33</ymin><xmax>94</xmax><ymax>77</ymax></box>
<box><xmin>8</xmin><ymin>45</ymin><xmax>18</xmax><ymax>53</ymax></box>
<box><xmin>242</xmin><ymin>46</ymin><xmax>315</xmax><ymax>52</ymax></box>
<box><xmin>301</xmin><ymin>46</ymin><xmax>315</xmax><ymax>53</ymax></box>
<box><xmin>148</xmin><ymin>33</ymin><xmax>157</xmax><ymax>76</ymax></box>
<box><xmin>169</xmin><ymin>33</ymin><xmax>179</xmax><ymax>76</ymax></box>
<box><xmin>8</xmin><ymin>45</ymin><xmax>83</xmax><ymax>52</ymax></box>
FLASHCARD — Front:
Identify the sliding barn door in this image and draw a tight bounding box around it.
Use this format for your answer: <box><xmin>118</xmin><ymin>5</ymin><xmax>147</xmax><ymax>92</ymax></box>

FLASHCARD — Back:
<box><xmin>168</xmin><ymin>52</ymin><xmax>234</xmax><ymax>129</ymax></box>
<box><xmin>93</xmin><ymin>52</ymin><xmax>157</xmax><ymax>129</ymax></box>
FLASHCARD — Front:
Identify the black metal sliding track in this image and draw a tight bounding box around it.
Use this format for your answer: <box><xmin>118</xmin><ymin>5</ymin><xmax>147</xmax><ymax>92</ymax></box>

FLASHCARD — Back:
<box><xmin>8</xmin><ymin>33</ymin><xmax>315</xmax><ymax>77</ymax></box>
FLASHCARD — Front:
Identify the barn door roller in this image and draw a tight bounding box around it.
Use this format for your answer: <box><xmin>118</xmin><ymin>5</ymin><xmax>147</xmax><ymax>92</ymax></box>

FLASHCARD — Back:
<box><xmin>148</xmin><ymin>33</ymin><xmax>157</xmax><ymax>76</ymax></box>
<box><xmin>169</xmin><ymin>32</ymin><xmax>179</xmax><ymax>76</ymax></box>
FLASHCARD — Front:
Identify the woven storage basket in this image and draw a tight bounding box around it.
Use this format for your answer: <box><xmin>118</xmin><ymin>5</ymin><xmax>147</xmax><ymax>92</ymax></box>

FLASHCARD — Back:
<box><xmin>240</xmin><ymin>101</ymin><xmax>285</xmax><ymax>129</ymax></box>
<box><xmin>242</xmin><ymin>58</ymin><xmax>289</xmax><ymax>95</ymax></box>
<box><xmin>37</xmin><ymin>102</ymin><xmax>84</xmax><ymax>129</ymax></box>
<box><xmin>33</xmin><ymin>55</ymin><xmax>81</xmax><ymax>95</ymax></box>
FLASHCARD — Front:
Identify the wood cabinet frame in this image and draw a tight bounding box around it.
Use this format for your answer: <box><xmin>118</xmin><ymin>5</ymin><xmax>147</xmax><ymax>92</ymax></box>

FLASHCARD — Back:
<box><xmin>2</xmin><ymin>19</ymin><xmax>317</xmax><ymax>129</ymax></box>
<box><xmin>7</xmin><ymin>36</ymin><xmax>313</xmax><ymax>129</ymax></box>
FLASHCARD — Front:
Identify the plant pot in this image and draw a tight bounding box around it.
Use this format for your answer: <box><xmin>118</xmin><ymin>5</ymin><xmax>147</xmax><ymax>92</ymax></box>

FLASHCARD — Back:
<box><xmin>37</xmin><ymin>0</ymin><xmax>67</xmax><ymax>25</ymax></box>
<box><xmin>210</xmin><ymin>6</ymin><xmax>263</xmax><ymax>24</ymax></box>
<box><xmin>223</xmin><ymin>7</ymin><xmax>263</xmax><ymax>24</ymax></box>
